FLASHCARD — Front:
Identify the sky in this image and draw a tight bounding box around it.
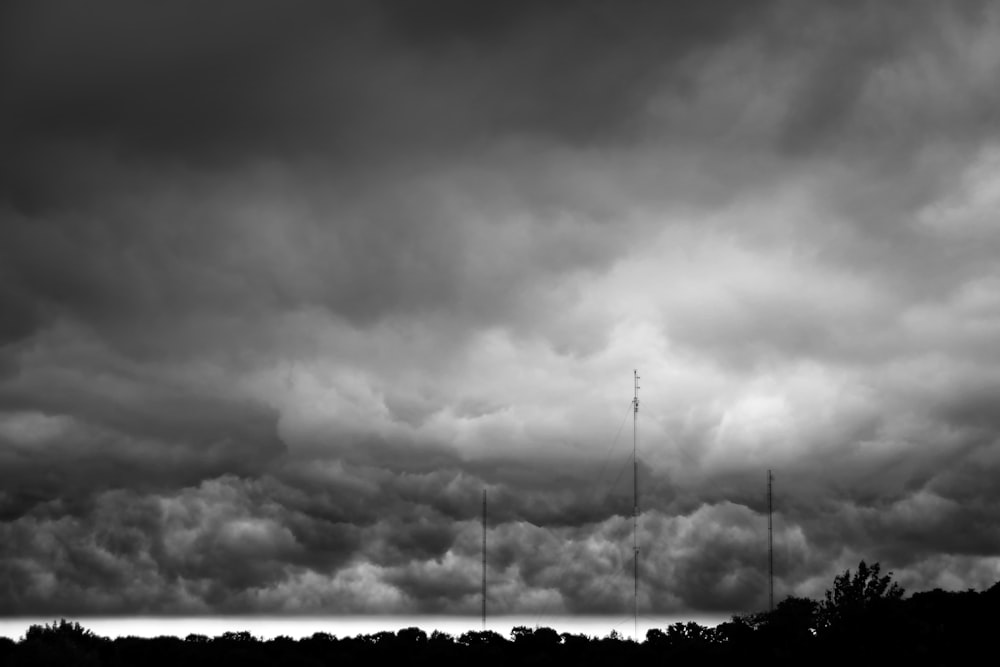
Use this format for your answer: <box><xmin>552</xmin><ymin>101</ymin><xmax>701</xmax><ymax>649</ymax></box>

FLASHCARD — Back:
<box><xmin>2</xmin><ymin>0</ymin><xmax>1000</xmax><ymax>621</ymax></box>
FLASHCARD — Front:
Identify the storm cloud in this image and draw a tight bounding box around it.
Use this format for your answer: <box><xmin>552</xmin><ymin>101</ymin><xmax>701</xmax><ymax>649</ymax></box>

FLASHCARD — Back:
<box><xmin>2</xmin><ymin>0</ymin><xmax>1000</xmax><ymax>617</ymax></box>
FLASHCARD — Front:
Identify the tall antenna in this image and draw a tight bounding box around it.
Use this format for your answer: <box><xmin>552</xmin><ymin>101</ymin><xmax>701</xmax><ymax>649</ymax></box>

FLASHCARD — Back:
<box><xmin>633</xmin><ymin>369</ymin><xmax>640</xmax><ymax>641</ymax></box>
<box><xmin>482</xmin><ymin>488</ymin><xmax>487</xmax><ymax>630</ymax></box>
<box><xmin>767</xmin><ymin>469</ymin><xmax>774</xmax><ymax>612</ymax></box>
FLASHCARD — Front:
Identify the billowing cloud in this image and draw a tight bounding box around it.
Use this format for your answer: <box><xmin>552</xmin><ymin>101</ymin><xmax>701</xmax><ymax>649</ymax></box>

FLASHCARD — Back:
<box><xmin>2</xmin><ymin>0</ymin><xmax>1000</xmax><ymax>618</ymax></box>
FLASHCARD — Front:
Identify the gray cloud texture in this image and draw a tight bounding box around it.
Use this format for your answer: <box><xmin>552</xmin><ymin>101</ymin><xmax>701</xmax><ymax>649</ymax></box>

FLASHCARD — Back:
<box><xmin>2</xmin><ymin>0</ymin><xmax>1000</xmax><ymax>617</ymax></box>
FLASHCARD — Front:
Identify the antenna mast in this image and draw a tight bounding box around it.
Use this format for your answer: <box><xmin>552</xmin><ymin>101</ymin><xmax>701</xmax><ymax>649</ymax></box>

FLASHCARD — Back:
<box><xmin>767</xmin><ymin>470</ymin><xmax>774</xmax><ymax>612</ymax></box>
<box><xmin>482</xmin><ymin>488</ymin><xmax>487</xmax><ymax>630</ymax></box>
<box><xmin>633</xmin><ymin>370</ymin><xmax>640</xmax><ymax>641</ymax></box>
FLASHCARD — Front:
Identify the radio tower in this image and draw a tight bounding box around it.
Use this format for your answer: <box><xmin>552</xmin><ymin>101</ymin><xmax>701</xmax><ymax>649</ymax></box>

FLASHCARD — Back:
<box><xmin>482</xmin><ymin>488</ymin><xmax>487</xmax><ymax>630</ymax></box>
<box><xmin>633</xmin><ymin>370</ymin><xmax>640</xmax><ymax>641</ymax></box>
<box><xmin>767</xmin><ymin>469</ymin><xmax>774</xmax><ymax>612</ymax></box>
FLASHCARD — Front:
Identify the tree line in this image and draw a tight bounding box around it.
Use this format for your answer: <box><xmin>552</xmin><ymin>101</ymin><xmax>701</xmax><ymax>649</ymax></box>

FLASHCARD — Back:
<box><xmin>2</xmin><ymin>561</ymin><xmax>997</xmax><ymax>666</ymax></box>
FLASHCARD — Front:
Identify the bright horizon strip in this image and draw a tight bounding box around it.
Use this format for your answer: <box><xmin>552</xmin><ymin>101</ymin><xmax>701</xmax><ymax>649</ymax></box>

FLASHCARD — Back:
<box><xmin>0</xmin><ymin>614</ymin><xmax>732</xmax><ymax>642</ymax></box>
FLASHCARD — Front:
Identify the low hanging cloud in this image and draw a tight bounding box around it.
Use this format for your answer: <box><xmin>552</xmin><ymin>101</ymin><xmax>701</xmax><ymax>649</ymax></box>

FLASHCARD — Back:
<box><xmin>2</xmin><ymin>0</ymin><xmax>1000</xmax><ymax>617</ymax></box>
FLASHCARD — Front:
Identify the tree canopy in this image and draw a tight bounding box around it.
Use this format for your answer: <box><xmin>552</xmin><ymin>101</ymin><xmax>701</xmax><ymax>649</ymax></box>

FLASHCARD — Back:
<box><xmin>4</xmin><ymin>562</ymin><xmax>997</xmax><ymax>666</ymax></box>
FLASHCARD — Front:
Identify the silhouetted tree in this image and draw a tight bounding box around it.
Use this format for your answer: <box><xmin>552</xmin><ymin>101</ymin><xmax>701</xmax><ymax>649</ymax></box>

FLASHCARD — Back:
<box><xmin>644</xmin><ymin>627</ymin><xmax>668</xmax><ymax>646</ymax></box>
<box><xmin>666</xmin><ymin>621</ymin><xmax>713</xmax><ymax>645</ymax></box>
<box><xmin>768</xmin><ymin>596</ymin><xmax>818</xmax><ymax>637</ymax></box>
<box><xmin>817</xmin><ymin>560</ymin><xmax>904</xmax><ymax>632</ymax></box>
<box><xmin>713</xmin><ymin>614</ymin><xmax>761</xmax><ymax>660</ymax></box>
<box><xmin>644</xmin><ymin>621</ymin><xmax>716</xmax><ymax>660</ymax></box>
<box><xmin>750</xmin><ymin>596</ymin><xmax>819</xmax><ymax>661</ymax></box>
<box><xmin>13</xmin><ymin>572</ymin><xmax>1000</xmax><ymax>667</ymax></box>
<box><xmin>457</xmin><ymin>629</ymin><xmax>507</xmax><ymax>647</ymax></box>
<box><xmin>24</xmin><ymin>619</ymin><xmax>99</xmax><ymax>644</ymax></box>
<box><xmin>429</xmin><ymin>630</ymin><xmax>453</xmax><ymax>644</ymax></box>
<box><xmin>812</xmin><ymin>560</ymin><xmax>906</xmax><ymax>663</ymax></box>
<box><xmin>367</xmin><ymin>630</ymin><xmax>397</xmax><ymax>647</ymax></box>
<box><xmin>511</xmin><ymin>625</ymin><xmax>560</xmax><ymax>649</ymax></box>
<box><xmin>20</xmin><ymin>619</ymin><xmax>105</xmax><ymax>667</ymax></box>
<box><xmin>396</xmin><ymin>626</ymin><xmax>428</xmax><ymax>645</ymax></box>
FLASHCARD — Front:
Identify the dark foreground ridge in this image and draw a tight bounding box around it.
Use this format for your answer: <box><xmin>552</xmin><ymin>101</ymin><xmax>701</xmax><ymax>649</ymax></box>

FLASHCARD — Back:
<box><xmin>3</xmin><ymin>562</ymin><xmax>999</xmax><ymax>666</ymax></box>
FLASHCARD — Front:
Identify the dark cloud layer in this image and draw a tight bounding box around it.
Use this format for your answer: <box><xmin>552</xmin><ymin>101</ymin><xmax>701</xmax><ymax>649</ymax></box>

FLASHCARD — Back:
<box><xmin>3</xmin><ymin>0</ymin><xmax>1000</xmax><ymax>617</ymax></box>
